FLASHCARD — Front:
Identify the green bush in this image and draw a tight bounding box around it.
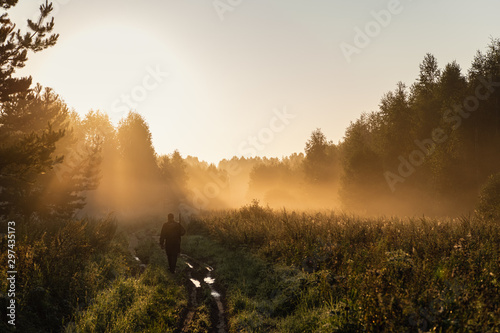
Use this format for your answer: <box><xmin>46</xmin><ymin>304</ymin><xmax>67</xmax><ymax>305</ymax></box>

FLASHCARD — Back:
<box><xmin>477</xmin><ymin>173</ymin><xmax>500</xmax><ymax>220</ymax></box>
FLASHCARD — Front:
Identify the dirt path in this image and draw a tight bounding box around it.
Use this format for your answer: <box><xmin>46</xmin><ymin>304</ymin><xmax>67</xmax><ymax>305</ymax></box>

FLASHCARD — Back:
<box><xmin>127</xmin><ymin>232</ymin><xmax>144</xmax><ymax>268</ymax></box>
<box><xmin>129</xmin><ymin>233</ymin><xmax>227</xmax><ymax>333</ymax></box>
<box><xmin>180</xmin><ymin>254</ymin><xmax>227</xmax><ymax>333</ymax></box>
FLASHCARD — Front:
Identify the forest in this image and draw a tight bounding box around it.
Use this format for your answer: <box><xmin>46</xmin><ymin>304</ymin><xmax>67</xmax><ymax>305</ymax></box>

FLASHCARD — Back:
<box><xmin>3</xmin><ymin>46</ymin><xmax>499</xmax><ymax>221</ymax></box>
<box><xmin>1</xmin><ymin>1</ymin><xmax>500</xmax><ymax>332</ymax></box>
<box><xmin>3</xmin><ymin>43</ymin><xmax>500</xmax><ymax>221</ymax></box>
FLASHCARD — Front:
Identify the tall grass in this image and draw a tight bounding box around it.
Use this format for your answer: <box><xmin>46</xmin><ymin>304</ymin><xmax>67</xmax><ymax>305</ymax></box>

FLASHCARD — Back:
<box><xmin>187</xmin><ymin>202</ymin><xmax>500</xmax><ymax>332</ymax></box>
<box><xmin>66</xmin><ymin>235</ymin><xmax>187</xmax><ymax>332</ymax></box>
<box><xmin>0</xmin><ymin>217</ymin><xmax>127</xmax><ymax>332</ymax></box>
<box><xmin>0</xmin><ymin>217</ymin><xmax>186</xmax><ymax>332</ymax></box>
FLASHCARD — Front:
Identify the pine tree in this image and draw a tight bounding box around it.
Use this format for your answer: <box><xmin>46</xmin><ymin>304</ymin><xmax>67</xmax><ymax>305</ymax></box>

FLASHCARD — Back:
<box><xmin>0</xmin><ymin>0</ymin><xmax>58</xmax><ymax>103</ymax></box>
<box><xmin>0</xmin><ymin>1</ymin><xmax>60</xmax><ymax>220</ymax></box>
<box><xmin>0</xmin><ymin>2</ymin><xmax>100</xmax><ymax>220</ymax></box>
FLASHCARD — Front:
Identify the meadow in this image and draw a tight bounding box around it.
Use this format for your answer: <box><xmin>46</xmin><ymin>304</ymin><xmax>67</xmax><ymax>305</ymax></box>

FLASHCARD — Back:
<box><xmin>182</xmin><ymin>202</ymin><xmax>500</xmax><ymax>332</ymax></box>
<box><xmin>1</xmin><ymin>205</ymin><xmax>499</xmax><ymax>332</ymax></box>
<box><xmin>0</xmin><ymin>218</ymin><xmax>187</xmax><ymax>333</ymax></box>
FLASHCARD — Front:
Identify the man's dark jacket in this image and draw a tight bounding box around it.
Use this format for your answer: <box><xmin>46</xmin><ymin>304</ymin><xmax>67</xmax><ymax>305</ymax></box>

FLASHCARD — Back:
<box><xmin>160</xmin><ymin>221</ymin><xmax>186</xmax><ymax>254</ymax></box>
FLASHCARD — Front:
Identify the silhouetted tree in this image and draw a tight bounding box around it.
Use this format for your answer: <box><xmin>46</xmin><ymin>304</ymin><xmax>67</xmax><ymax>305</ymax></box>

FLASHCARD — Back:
<box><xmin>379</xmin><ymin>82</ymin><xmax>413</xmax><ymax>160</ymax></box>
<box><xmin>467</xmin><ymin>38</ymin><xmax>500</xmax><ymax>184</ymax></box>
<box><xmin>78</xmin><ymin>110</ymin><xmax>120</xmax><ymax>215</ymax></box>
<box><xmin>0</xmin><ymin>1</ymin><xmax>65</xmax><ymax>220</ymax></box>
<box><xmin>303</xmin><ymin>128</ymin><xmax>339</xmax><ymax>184</ymax></box>
<box><xmin>428</xmin><ymin>61</ymin><xmax>468</xmax><ymax>198</ymax></box>
<box><xmin>117</xmin><ymin>112</ymin><xmax>159</xmax><ymax>179</ymax></box>
<box><xmin>0</xmin><ymin>0</ymin><xmax>58</xmax><ymax>103</ymax></box>
<box><xmin>339</xmin><ymin>39</ymin><xmax>500</xmax><ymax>215</ymax></box>
<box><xmin>116</xmin><ymin>112</ymin><xmax>161</xmax><ymax>213</ymax></box>
<box><xmin>340</xmin><ymin>114</ymin><xmax>386</xmax><ymax>213</ymax></box>
<box><xmin>1</xmin><ymin>87</ymin><xmax>100</xmax><ymax>219</ymax></box>
<box><xmin>158</xmin><ymin>150</ymin><xmax>189</xmax><ymax>210</ymax></box>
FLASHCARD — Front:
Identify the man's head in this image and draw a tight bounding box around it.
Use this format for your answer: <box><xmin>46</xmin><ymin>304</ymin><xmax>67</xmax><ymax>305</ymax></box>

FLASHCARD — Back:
<box><xmin>168</xmin><ymin>213</ymin><xmax>175</xmax><ymax>222</ymax></box>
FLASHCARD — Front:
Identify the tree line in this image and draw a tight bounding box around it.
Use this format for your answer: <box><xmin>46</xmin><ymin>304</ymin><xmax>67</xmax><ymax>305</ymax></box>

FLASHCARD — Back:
<box><xmin>1</xmin><ymin>0</ymin><xmax>499</xmax><ymax>221</ymax></box>
<box><xmin>214</xmin><ymin>39</ymin><xmax>500</xmax><ymax>216</ymax></box>
<box><xmin>339</xmin><ymin>40</ymin><xmax>500</xmax><ymax>215</ymax></box>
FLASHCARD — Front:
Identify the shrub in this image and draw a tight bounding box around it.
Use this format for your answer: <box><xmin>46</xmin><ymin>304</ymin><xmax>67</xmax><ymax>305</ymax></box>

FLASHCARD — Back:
<box><xmin>476</xmin><ymin>173</ymin><xmax>500</xmax><ymax>220</ymax></box>
<box><xmin>0</xmin><ymin>216</ymin><xmax>125</xmax><ymax>332</ymax></box>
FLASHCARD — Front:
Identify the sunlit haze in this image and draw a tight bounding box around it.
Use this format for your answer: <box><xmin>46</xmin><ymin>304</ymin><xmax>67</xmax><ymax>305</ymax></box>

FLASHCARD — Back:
<box><xmin>3</xmin><ymin>2</ymin><xmax>500</xmax><ymax>330</ymax></box>
<box><xmin>9</xmin><ymin>0</ymin><xmax>500</xmax><ymax>164</ymax></box>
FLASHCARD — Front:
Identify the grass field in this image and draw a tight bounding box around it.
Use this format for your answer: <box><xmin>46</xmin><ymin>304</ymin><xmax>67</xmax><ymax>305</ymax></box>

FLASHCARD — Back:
<box><xmin>0</xmin><ymin>219</ymin><xmax>187</xmax><ymax>333</ymax></box>
<box><xmin>66</xmin><ymin>233</ymin><xmax>187</xmax><ymax>333</ymax></box>
<box><xmin>183</xmin><ymin>202</ymin><xmax>500</xmax><ymax>332</ymax></box>
<box><xmin>2</xmin><ymin>205</ymin><xmax>499</xmax><ymax>332</ymax></box>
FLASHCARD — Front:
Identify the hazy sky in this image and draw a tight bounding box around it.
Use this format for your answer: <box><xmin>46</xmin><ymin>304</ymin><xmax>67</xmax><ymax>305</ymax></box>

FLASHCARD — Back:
<box><xmin>9</xmin><ymin>0</ymin><xmax>500</xmax><ymax>163</ymax></box>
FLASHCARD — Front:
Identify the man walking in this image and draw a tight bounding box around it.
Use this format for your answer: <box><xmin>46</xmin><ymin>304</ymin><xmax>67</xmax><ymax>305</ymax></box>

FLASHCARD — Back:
<box><xmin>160</xmin><ymin>213</ymin><xmax>186</xmax><ymax>273</ymax></box>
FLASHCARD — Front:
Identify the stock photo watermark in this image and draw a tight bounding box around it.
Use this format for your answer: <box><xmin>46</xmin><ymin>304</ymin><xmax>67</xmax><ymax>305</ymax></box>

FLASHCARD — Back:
<box><xmin>182</xmin><ymin>160</ymin><xmax>242</xmax><ymax>213</ymax></box>
<box><xmin>237</xmin><ymin>106</ymin><xmax>296</xmax><ymax>157</ymax></box>
<box><xmin>30</xmin><ymin>0</ymin><xmax>70</xmax><ymax>21</ymax></box>
<box><xmin>384</xmin><ymin>72</ymin><xmax>500</xmax><ymax>192</ymax></box>
<box><xmin>111</xmin><ymin>65</ymin><xmax>170</xmax><ymax>116</ymax></box>
<box><xmin>179</xmin><ymin>106</ymin><xmax>296</xmax><ymax>215</ymax></box>
<box><xmin>47</xmin><ymin>0</ymin><xmax>71</xmax><ymax>16</ymax></box>
<box><xmin>213</xmin><ymin>0</ymin><xmax>243</xmax><ymax>21</ymax></box>
<box><xmin>340</xmin><ymin>0</ymin><xmax>411</xmax><ymax>64</ymax></box>
<box><xmin>6</xmin><ymin>220</ymin><xmax>17</xmax><ymax>326</ymax></box>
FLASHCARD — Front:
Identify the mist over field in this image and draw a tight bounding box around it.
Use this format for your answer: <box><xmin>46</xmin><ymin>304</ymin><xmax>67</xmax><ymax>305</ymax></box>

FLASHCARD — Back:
<box><xmin>1</xmin><ymin>1</ymin><xmax>500</xmax><ymax>332</ymax></box>
<box><xmin>39</xmin><ymin>43</ymin><xmax>500</xmax><ymax>220</ymax></box>
<box><xmin>77</xmin><ymin>46</ymin><xmax>500</xmax><ymax>219</ymax></box>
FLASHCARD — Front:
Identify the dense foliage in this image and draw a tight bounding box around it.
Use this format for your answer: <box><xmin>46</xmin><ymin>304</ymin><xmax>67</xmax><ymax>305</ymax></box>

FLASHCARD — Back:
<box><xmin>477</xmin><ymin>172</ymin><xmax>500</xmax><ymax>220</ymax></box>
<box><xmin>187</xmin><ymin>205</ymin><xmax>500</xmax><ymax>332</ymax></box>
<box><xmin>0</xmin><ymin>217</ymin><xmax>128</xmax><ymax>332</ymax></box>
<box><xmin>339</xmin><ymin>44</ymin><xmax>500</xmax><ymax>215</ymax></box>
